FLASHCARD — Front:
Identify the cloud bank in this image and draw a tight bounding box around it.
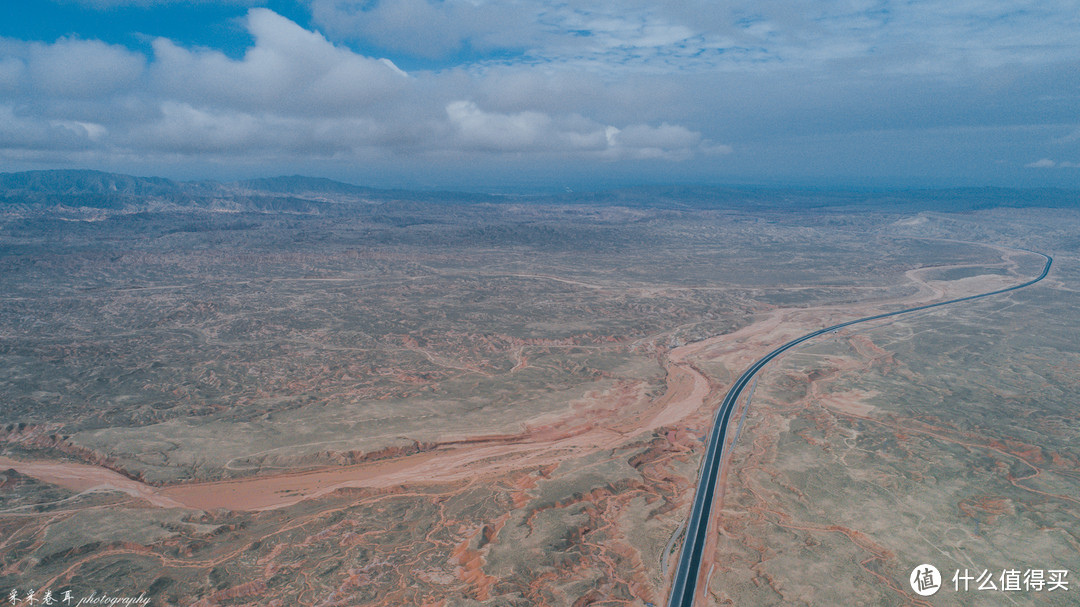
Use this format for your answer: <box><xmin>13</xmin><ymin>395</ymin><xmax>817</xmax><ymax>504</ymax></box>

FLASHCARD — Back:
<box><xmin>1</xmin><ymin>1</ymin><xmax>1078</xmax><ymax>187</ymax></box>
<box><xmin>0</xmin><ymin>9</ymin><xmax>721</xmax><ymax>177</ymax></box>
<box><xmin>1026</xmin><ymin>158</ymin><xmax>1080</xmax><ymax>169</ymax></box>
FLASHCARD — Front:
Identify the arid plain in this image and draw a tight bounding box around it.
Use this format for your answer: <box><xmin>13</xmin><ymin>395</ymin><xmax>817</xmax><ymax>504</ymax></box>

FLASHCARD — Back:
<box><xmin>0</xmin><ymin>177</ymin><xmax>1077</xmax><ymax>606</ymax></box>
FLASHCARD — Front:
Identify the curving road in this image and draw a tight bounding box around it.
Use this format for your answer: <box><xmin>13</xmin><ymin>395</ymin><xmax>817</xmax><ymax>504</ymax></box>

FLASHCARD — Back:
<box><xmin>667</xmin><ymin>251</ymin><xmax>1053</xmax><ymax>607</ymax></box>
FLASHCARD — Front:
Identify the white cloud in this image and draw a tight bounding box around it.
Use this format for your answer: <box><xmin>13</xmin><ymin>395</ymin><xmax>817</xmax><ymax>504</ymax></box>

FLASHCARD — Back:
<box><xmin>0</xmin><ymin>105</ymin><xmax>102</xmax><ymax>150</ymax></box>
<box><xmin>0</xmin><ymin>57</ymin><xmax>24</xmax><ymax>91</ymax></box>
<box><xmin>444</xmin><ymin>101</ymin><xmax>715</xmax><ymax>160</ymax></box>
<box><xmin>1024</xmin><ymin>158</ymin><xmax>1080</xmax><ymax>169</ymax></box>
<box><xmin>28</xmin><ymin>38</ymin><xmax>144</xmax><ymax>98</ymax></box>
<box><xmin>311</xmin><ymin>0</ymin><xmax>538</xmax><ymax>59</ymax></box>
<box><xmin>119</xmin><ymin>101</ymin><xmax>414</xmax><ymax>156</ymax></box>
<box><xmin>607</xmin><ymin>123</ymin><xmax>702</xmax><ymax>160</ymax></box>
<box><xmin>1055</xmin><ymin>126</ymin><xmax>1080</xmax><ymax>144</ymax></box>
<box><xmin>149</xmin><ymin>9</ymin><xmax>408</xmax><ymax>116</ymax></box>
<box><xmin>0</xmin><ymin>10</ymin><xmax>721</xmax><ymax>167</ymax></box>
<box><xmin>2</xmin><ymin>4</ymin><xmax>1077</xmax><ymax>185</ymax></box>
<box><xmin>132</xmin><ymin>102</ymin><xmax>265</xmax><ymax>153</ymax></box>
<box><xmin>309</xmin><ymin>0</ymin><xmax>1080</xmax><ymax>77</ymax></box>
<box><xmin>51</xmin><ymin>120</ymin><xmax>107</xmax><ymax>141</ymax></box>
<box><xmin>446</xmin><ymin>101</ymin><xmax>552</xmax><ymax>151</ymax></box>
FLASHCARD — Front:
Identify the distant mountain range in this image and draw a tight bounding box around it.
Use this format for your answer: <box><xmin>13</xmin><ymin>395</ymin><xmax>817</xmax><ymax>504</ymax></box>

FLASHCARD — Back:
<box><xmin>0</xmin><ymin>169</ymin><xmax>1076</xmax><ymax>213</ymax></box>
<box><xmin>0</xmin><ymin>170</ymin><xmax>504</xmax><ymax>213</ymax></box>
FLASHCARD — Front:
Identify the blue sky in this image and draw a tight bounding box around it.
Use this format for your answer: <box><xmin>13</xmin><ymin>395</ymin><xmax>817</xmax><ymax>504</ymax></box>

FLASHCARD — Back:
<box><xmin>0</xmin><ymin>0</ymin><xmax>1078</xmax><ymax>190</ymax></box>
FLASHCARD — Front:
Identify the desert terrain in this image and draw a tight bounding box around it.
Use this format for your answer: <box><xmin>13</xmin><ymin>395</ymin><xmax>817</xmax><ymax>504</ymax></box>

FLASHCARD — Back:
<box><xmin>703</xmin><ymin>210</ymin><xmax>1080</xmax><ymax>606</ymax></box>
<box><xmin>0</xmin><ymin>176</ymin><xmax>1076</xmax><ymax>605</ymax></box>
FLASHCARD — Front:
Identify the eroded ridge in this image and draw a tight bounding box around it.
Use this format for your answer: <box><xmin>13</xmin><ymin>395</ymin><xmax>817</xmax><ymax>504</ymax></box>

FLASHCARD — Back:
<box><xmin>2</xmin><ymin>200</ymin><xmax>1072</xmax><ymax>606</ymax></box>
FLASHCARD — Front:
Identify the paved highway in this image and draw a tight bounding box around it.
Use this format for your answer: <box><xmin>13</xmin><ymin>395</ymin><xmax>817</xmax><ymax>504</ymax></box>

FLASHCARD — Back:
<box><xmin>667</xmin><ymin>252</ymin><xmax>1053</xmax><ymax>607</ymax></box>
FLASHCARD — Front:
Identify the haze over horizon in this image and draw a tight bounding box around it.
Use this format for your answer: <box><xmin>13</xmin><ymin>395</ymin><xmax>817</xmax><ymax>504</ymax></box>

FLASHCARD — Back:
<box><xmin>2</xmin><ymin>1</ymin><xmax>1079</xmax><ymax>191</ymax></box>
